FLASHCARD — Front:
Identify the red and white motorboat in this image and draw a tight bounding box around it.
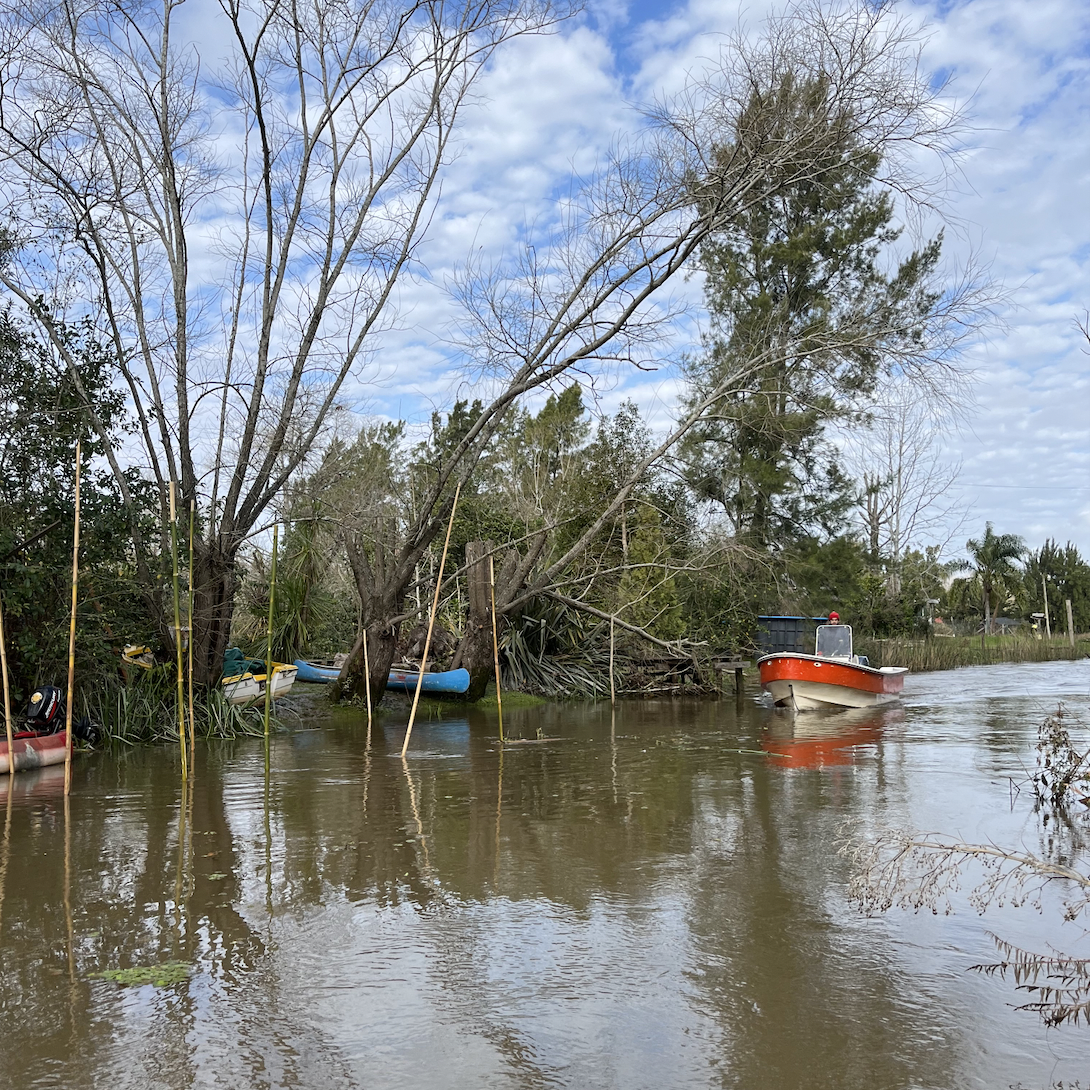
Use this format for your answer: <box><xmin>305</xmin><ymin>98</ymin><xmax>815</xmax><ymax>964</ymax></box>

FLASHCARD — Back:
<box><xmin>0</xmin><ymin>729</ymin><xmax>69</xmax><ymax>774</ymax></box>
<box><xmin>758</xmin><ymin>624</ymin><xmax>907</xmax><ymax>711</ymax></box>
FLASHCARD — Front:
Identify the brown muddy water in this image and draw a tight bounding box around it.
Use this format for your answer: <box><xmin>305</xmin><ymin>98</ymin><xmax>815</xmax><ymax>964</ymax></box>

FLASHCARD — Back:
<box><xmin>2</xmin><ymin>661</ymin><xmax>1090</xmax><ymax>1089</ymax></box>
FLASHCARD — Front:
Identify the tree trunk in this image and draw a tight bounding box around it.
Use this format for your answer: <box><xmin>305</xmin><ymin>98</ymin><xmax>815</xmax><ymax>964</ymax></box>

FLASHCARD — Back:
<box><xmin>333</xmin><ymin>616</ymin><xmax>400</xmax><ymax>705</ymax></box>
<box><xmin>454</xmin><ymin>536</ymin><xmax>547</xmax><ymax>700</ymax></box>
<box><xmin>191</xmin><ymin>538</ymin><xmax>240</xmax><ymax>687</ymax></box>
<box><xmin>455</xmin><ymin>540</ymin><xmax>498</xmax><ymax>702</ymax></box>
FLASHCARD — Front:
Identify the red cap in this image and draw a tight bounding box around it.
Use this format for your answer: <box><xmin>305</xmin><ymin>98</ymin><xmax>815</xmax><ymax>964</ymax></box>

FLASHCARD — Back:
<box><xmin>828</xmin><ymin>611</ymin><xmax>840</xmax><ymax>622</ymax></box>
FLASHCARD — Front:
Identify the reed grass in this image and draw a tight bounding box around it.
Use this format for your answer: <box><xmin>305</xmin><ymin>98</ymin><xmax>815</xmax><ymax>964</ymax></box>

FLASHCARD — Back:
<box><xmin>89</xmin><ymin>672</ymin><xmax>274</xmax><ymax>745</ymax></box>
<box><xmin>856</xmin><ymin>634</ymin><xmax>1090</xmax><ymax>673</ymax></box>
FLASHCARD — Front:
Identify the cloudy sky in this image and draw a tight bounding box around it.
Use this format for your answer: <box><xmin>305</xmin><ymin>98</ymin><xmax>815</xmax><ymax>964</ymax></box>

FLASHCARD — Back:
<box><xmin>359</xmin><ymin>0</ymin><xmax>1089</xmax><ymax>558</ymax></box>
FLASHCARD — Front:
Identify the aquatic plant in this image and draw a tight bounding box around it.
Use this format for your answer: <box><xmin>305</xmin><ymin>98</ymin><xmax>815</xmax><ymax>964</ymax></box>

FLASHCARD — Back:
<box><xmin>856</xmin><ymin>633</ymin><xmax>1089</xmax><ymax>673</ymax></box>
<box><xmin>1033</xmin><ymin>704</ymin><xmax>1090</xmax><ymax>809</ymax></box>
<box><xmin>92</xmin><ymin>962</ymin><xmax>191</xmax><ymax>987</ymax></box>
<box><xmin>844</xmin><ymin>704</ymin><xmax>1090</xmax><ymax>1028</ymax></box>
<box><xmin>88</xmin><ymin>672</ymin><xmax>274</xmax><ymax>745</ymax></box>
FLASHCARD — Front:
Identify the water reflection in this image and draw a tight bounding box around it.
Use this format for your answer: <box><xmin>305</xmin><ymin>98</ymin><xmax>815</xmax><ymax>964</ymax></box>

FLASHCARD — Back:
<box><xmin>762</xmin><ymin>705</ymin><xmax>901</xmax><ymax>769</ymax></box>
<box><xmin>0</xmin><ymin>676</ymin><xmax>1086</xmax><ymax>1087</ymax></box>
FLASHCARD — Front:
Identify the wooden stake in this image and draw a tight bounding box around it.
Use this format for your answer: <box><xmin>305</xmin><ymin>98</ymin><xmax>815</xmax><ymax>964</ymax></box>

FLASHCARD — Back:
<box><xmin>0</xmin><ymin>595</ymin><xmax>13</xmax><ymax>778</ymax></box>
<box><xmin>169</xmin><ymin>483</ymin><xmax>187</xmax><ymax>781</ymax></box>
<box><xmin>63</xmin><ymin>439</ymin><xmax>82</xmax><ymax>796</ymax></box>
<box><xmin>263</xmin><ymin>523</ymin><xmax>279</xmax><ymax>739</ymax></box>
<box><xmin>187</xmin><ymin>499</ymin><xmax>196</xmax><ymax>769</ymax></box>
<box><xmin>609</xmin><ymin>615</ymin><xmax>616</xmax><ymax>707</ymax></box>
<box><xmin>489</xmin><ymin>554</ymin><xmax>504</xmax><ymax>744</ymax></box>
<box><xmin>1066</xmin><ymin>598</ymin><xmax>1075</xmax><ymax>648</ymax></box>
<box><xmin>363</xmin><ymin>629</ymin><xmax>372</xmax><ymax>744</ymax></box>
<box><xmin>1043</xmin><ymin>575</ymin><xmax>1052</xmax><ymax>640</ymax></box>
<box><xmin>402</xmin><ymin>482</ymin><xmax>461</xmax><ymax>758</ymax></box>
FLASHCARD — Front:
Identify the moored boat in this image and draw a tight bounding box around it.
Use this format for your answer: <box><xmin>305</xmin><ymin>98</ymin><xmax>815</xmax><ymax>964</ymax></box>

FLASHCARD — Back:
<box><xmin>758</xmin><ymin>623</ymin><xmax>906</xmax><ymax>711</ymax></box>
<box><xmin>221</xmin><ymin>649</ymin><xmax>298</xmax><ymax>705</ymax></box>
<box><xmin>385</xmin><ymin>667</ymin><xmax>471</xmax><ymax>695</ymax></box>
<box><xmin>293</xmin><ymin>659</ymin><xmax>340</xmax><ymax>683</ymax></box>
<box><xmin>0</xmin><ymin>685</ymin><xmax>97</xmax><ymax>774</ymax></box>
<box><xmin>0</xmin><ymin>729</ymin><xmax>69</xmax><ymax>774</ymax></box>
<box><xmin>292</xmin><ymin>660</ymin><xmax>472</xmax><ymax>695</ymax></box>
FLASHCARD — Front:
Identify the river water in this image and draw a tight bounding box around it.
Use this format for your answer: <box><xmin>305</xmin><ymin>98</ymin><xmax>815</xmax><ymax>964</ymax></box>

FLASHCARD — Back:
<box><xmin>2</xmin><ymin>660</ymin><xmax>1090</xmax><ymax>1089</ymax></box>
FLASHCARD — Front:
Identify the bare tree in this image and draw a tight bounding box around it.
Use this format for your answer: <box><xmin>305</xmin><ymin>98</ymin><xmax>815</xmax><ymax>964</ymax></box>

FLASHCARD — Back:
<box><xmin>326</xmin><ymin>1</ymin><xmax>997</xmax><ymax>700</ymax></box>
<box><xmin>0</xmin><ymin>0</ymin><xmax>563</xmax><ymax>682</ymax></box>
<box><xmin>846</xmin><ymin>380</ymin><xmax>968</xmax><ymax>587</ymax></box>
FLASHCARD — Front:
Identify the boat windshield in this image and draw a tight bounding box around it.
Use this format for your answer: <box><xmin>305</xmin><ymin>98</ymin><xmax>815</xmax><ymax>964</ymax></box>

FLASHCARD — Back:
<box><xmin>815</xmin><ymin>624</ymin><xmax>853</xmax><ymax>660</ymax></box>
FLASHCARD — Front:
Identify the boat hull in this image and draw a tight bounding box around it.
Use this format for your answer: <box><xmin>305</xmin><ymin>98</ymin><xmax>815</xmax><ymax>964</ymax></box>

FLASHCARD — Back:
<box><xmin>292</xmin><ymin>661</ymin><xmax>472</xmax><ymax>695</ymax></box>
<box><xmin>386</xmin><ymin>668</ymin><xmax>471</xmax><ymax>695</ymax></box>
<box><xmin>222</xmin><ymin>664</ymin><xmax>298</xmax><ymax>705</ymax></box>
<box><xmin>758</xmin><ymin>653</ymin><xmax>906</xmax><ymax>711</ymax></box>
<box><xmin>0</xmin><ymin>731</ymin><xmax>69</xmax><ymax>774</ymax></box>
<box><xmin>293</xmin><ymin>660</ymin><xmax>340</xmax><ymax>683</ymax></box>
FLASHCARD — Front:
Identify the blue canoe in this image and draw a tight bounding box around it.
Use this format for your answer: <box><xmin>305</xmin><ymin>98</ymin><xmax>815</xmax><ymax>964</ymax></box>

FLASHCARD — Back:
<box><xmin>293</xmin><ymin>660</ymin><xmax>471</xmax><ymax>695</ymax></box>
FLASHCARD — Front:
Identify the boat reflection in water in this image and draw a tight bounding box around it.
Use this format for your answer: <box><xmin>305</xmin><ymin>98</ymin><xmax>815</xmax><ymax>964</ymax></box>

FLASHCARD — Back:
<box><xmin>0</xmin><ymin>763</ymin><xmax>67</xmax><ymax>804</ymax></box>
<box><xmin>762</xmin><ymin>704</ymin><xmax>904</xmax><ymax>769</ymax></box>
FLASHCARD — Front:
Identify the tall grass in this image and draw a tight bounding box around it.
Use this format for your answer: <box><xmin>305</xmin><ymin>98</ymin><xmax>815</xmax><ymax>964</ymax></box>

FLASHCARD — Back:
<box><xmin>857</xmin><ymin>635</ymin><xmax>1090</xmax><ymax>673</ymax></box>
<box><xmin>87</xmin><ymin>671</ymin><xmax>275</xmax><ymax>745</ymax></box>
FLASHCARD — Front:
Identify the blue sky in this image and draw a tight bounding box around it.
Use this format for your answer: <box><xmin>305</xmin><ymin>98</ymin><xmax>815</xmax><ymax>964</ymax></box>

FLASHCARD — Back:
<box><xmin>347</xmin><ymin>0</ymin><xmax>1090</xmax><ymax>558</ymax></box>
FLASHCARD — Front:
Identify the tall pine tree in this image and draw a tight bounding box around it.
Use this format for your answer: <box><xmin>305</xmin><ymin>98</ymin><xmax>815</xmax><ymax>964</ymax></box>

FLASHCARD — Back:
<box><xmin>681</xmin><ymin>91</ymin><xmax>942</xmax><ymax>552</ymax></box>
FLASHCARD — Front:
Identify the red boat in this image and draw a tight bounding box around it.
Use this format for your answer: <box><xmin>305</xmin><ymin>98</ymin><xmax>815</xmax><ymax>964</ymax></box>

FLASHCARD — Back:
<box><xmin>0</xmin><ymin>729</ymin><xmax>69</xmax><ymax>774</ymax></box>
<box><xmin>758</xmin><ymin>624</ymin><xmax>907</xmax><ymax>711</ymax></box>
<box><xmin>0</xmin><ymin>686</ymin><xmax>90</xmax><ymax>774</ymax></box>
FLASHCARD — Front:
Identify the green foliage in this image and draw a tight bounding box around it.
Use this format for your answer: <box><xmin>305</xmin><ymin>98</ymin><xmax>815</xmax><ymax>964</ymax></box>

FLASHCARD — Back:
<box><xmin>0</xmin><ymin>309</ymin><xmax>154</xmax><ymax>703</ymax></box>
<box><xmin>616</xmin><ymin>506</ymin><xmax>684</xmax><ymax>640</ymax></box>
<box><xmin>89</xmin><ymin>671</ymin><xmax>272</xmax><ymax>744</ymax></box>
<box><xmin>681</xmin><ymin>95</ymin><xmax>944</xmax><ymax>551</ymax></box>
<box><xmin>1024</xmin><ymin>540</ymin><xmax>1090</xmax><ymax>632</ymax></box>
<box><xmin>93</xmin><ymin>962</ymin><xmax>191</xmax><ymax>987</ymax></box>
<box><xmin>857</xmin><ymin>634</ymin><xmax>1090</xmax><ymax>672</ymax></box>
<box><xmin>237</xmin><ymin>515</ymin><xmax>352</xmax><ymax>661</ymax></box>
<box><xmin>949</xmin><ymin>523</ymin><xmax>1027</xmax><ymax>633</ymax></box>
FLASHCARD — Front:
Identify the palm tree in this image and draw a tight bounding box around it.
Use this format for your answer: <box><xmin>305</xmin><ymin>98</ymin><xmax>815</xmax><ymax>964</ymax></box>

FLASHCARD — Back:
<box><xmin>962</xmin><ymin>524</ymin><xmax>1026</xmax><ymax>635</ymax></box>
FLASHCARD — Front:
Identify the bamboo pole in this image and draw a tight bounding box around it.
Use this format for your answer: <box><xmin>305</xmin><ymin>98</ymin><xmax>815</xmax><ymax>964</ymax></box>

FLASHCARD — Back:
<box><xmin>609</xmin><ymin>615</ymin><xmax>616</xmax><ymax>707</ymax></box>
<box><xmin>63</xmin><ymin>440</ymin><xmax>82</xmax><ymax>797</ymax></box>
<box><xmin>169</xmin><ymin>483</ymin><xmax>187</xmax><ymax>782</ymax></box>
<box><xmin>0</xmin><ymin>594</ymin><xmax>13</xmax><ymax>778</ymax></box>
<box><xmin>187</xmin><ymin>499</ymin><xmax>196</xmax><ymax>770</ymax></box>
<box><xmin>489</xmin><ymin>554</ymin><xmax>504</xmax><ymax>744</ymax></box>
<box><xmin>402</xmin><ymin>482</ymin><xmax>461</xmax><ymax>758</ymax></box>
<box><xmin>263</xmin><ymin>523</ymin><xmax>279</xmax><ymax>739</ymax></box>
<box><xmin>363</xmin><ymin>630</ymin><xmax>372</xmax><ymax>745</ymax></box>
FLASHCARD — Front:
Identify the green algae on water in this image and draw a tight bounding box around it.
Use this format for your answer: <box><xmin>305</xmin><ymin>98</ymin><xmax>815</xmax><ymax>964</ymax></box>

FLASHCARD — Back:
<box><xmin>92</xmin><ymin>961</ymin><xmax>191</xmax><ymax>987</ymax></box>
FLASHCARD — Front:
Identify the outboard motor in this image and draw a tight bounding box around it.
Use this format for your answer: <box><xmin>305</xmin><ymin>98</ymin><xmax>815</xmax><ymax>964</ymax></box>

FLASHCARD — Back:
<box><xmin>26</xmin><ymin>686</ymin><xmax>64</xmax><ymax>733</ymax></box>
<box><xmin>23</xmin><ymin>686</ymin><xmax>100</xmax><ymax>745</ymax></box>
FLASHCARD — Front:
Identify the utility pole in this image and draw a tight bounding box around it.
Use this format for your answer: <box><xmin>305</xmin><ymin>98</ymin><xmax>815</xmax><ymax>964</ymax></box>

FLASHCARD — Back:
<box><xmin>1042</xmin><ymin>574</ymin><xmax>1052</xmax><ymax>639</ymax></box>
<box><xmin>1066</xmin><ymin>599</ymin><xmax>1075</xmax><ymax>648</ymax></box>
